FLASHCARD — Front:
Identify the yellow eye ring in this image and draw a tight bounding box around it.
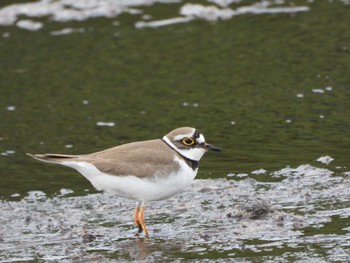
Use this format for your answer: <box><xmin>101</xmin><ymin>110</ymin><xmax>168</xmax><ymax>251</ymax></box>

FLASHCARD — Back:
<box><xmin>182</xmin><ymin>138</ymin><xmax>195</xmax><ymax>146</ymax></box>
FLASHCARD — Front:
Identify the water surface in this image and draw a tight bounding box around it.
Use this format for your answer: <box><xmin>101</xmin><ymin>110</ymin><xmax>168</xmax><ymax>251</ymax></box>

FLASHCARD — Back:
<box><xmin>0</xmin><ymin>0</ymin><xmax>350</xmax><ymax>261</ymax></box>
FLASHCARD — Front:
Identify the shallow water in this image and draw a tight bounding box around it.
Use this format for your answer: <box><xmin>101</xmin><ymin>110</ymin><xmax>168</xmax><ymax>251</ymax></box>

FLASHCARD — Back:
<box><xmin>1</xmin><ymin>0</ymin><xmax>350</xmax><ymax>262</ymax></box>
<box><xmin>1</xmin><ymin>165</ymin><xmax>350</xmax><ymax>262</ymax></box>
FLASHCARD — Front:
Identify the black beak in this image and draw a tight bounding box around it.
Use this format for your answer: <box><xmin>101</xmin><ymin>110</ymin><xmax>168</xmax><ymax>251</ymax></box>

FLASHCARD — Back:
<box><xmin>205</xmin><ymin>143</ymin><xmax>221</xmax><ymax>152</ymax></box>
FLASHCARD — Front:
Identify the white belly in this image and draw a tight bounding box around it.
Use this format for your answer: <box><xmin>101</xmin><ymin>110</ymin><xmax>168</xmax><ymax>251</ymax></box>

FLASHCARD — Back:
<box><xmin>62</xmin><ymin>156</ymin><xmax>197</xmax><ymax>202</ymax></box>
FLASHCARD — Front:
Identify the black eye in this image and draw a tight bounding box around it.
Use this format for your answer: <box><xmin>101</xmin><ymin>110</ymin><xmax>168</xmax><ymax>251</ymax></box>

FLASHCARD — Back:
<box><xmin>182</xmin><ymin>138</ymin><xmax>195</xmax><ymax>146</ymax></box>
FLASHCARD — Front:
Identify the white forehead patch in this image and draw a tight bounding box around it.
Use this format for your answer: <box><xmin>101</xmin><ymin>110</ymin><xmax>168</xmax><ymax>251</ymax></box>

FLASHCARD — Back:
<box><xmin>173</xmin><ymin>131</ymin><xmax>206</xmax><ymax>144</ymax></box>
<box><xmin>174</xmin><ymin>131</ymin><xmax>195</xmax><ymax>141</ymax></box>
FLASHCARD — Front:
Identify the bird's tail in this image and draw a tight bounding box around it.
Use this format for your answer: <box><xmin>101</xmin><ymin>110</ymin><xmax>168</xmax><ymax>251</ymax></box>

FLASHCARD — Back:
<box><xmin>27</xmin><ymin>153</ymin><xmax>80</xmax><ymax>164</ymax></box>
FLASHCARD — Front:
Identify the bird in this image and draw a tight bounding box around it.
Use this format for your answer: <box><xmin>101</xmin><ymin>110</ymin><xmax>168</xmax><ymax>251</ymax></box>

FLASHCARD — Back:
<box><xmin>28</xmin><ymin>127</ymin><xmax>221</xmax><ymax>237</ymax></box>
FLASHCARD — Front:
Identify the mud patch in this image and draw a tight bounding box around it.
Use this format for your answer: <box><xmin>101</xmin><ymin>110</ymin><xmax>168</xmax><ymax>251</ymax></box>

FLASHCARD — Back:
<box><xmin>1</xmin><ymin>164</ymin><xmax>350</xmax><ymax>262</ymax></box>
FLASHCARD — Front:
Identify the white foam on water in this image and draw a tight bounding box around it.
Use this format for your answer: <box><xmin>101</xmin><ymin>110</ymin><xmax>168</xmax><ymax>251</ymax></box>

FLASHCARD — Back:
<box><xmin>1</xmin><ymin>150</ymin><xmax>16</xmax><ymax>156</ymax></box>
<box><xmin>137</xmin><ymin>3</ymin><xmax>309</xmax><ymax>28</ymax></box>
<box><xmin>0</xmin><ymin>0</ymin><xmax>311</xmax><ymax>31</ymax></box>
<box><xmin>312</xmin><ymin>88</ymin><xmax>325</xmax><ymax>94</ymax></box>
<box><xmin>16</xmin><ymin>20</ymin><xmax>43</xmax><ymax>31</ymax></box>
<box><xmin>272</xmin><ymin>164</ymin><xmax>333</xmax><ymax>178</ymax></box>
<box><xmin>316</xmin><ymin>155</ymin><xmax>334</xmax><ymax>165</ymax></box>
<box><xmin>6</xmin><ymin>106</ymin><xmax>16</xmax><ymax>111</ymax></box>
<box><xmin>180</xmin><ymin>4</ymin><xmax>235</xmax><ymax>21</ymax></box>
<box><xmin>236</xmin><ymin>173</ymin><xmax>248</xmax><ymax>177</ymax></box>
<box><xmin>251</xmin><ymin>168</ymin><xmax>267</xmax><ymax>175</ymax></box>
<box><xmin>96</xmin><ymin>122</ymin><xmax>115</xmax><ymax>127</ymax></box>
<box><xmin>50</xmin><ymin>28</ymin><xmax>85</xmax><ymax>36</ymax></box>
<box><xmin>24</xmin><ymin>190</ymin><xmax>47</xmax><ymax>201</ymax></box>
<box><xmin>58</xmin><ymin>188</ymin><xmax>74</xmax><ymax>196</ymax></box>
<box><xmin>0</xmin><ymin>0</ymin><xmax>178</xmax><ymax>29</ymax></box>
<box><xmin>209</xmin><ymin>0</ymin><xmax>242</xmax><ymax>7</ymax></box>
<box><xmin>135</xmin><ymin>16</ymin><xmax>192</xmax><ymax>28</ymax></box>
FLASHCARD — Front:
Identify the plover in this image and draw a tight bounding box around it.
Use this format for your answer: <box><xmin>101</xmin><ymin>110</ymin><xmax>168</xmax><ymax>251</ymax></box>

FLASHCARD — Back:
<box><xmin>28</xmin><ymin>127</ymin><xmax>221</xmax><ymax>237</ymax></box>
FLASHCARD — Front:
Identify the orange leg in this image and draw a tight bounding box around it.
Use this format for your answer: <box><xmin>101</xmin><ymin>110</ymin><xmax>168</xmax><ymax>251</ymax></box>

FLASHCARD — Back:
<box><xmin>134</xmin><ymin>206</ymin><xmax>143</xmax><ymax>234</ymax></box>
<box><xmin>139</xmin><ymin>206</ymin><xmax>149</xmax><ymax>238</ymax></box>
<box><xmin>133</xmin><ymin>202</ymin><xmax>149</xmax><ymax>237</ymax></box>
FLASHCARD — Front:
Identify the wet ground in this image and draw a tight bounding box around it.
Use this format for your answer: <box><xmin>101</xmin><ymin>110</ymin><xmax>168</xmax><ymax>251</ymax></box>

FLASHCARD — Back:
<box><xmin>1</xmin><ymin>163</ymin><xmax>349</xmax><ymax>262</ymax></box>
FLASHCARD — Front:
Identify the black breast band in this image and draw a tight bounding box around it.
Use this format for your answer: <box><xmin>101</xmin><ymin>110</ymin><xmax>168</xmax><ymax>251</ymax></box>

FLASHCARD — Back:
<box><xmin>162</xmin><ymin>139</ymin><xmax>199</xmax><ymax>170</ymax></box>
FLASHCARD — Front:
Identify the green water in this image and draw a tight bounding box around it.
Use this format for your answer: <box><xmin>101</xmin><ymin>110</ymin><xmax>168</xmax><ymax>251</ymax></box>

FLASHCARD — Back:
<box><xmin>0</xmin><ymin>0</ymin><xmax>350</xmax><ymax>261</ymax></box>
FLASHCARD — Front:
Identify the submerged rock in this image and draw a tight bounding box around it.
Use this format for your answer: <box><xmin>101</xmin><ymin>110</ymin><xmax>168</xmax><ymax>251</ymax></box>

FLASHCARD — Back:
<box><xmin>230</xmin><ymin>200</ymin><xmax>274</xmax><ymax>220</ymax></box>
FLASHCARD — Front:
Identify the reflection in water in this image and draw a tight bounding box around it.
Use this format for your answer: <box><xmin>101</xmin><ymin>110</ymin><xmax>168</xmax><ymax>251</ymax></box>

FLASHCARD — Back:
<box><xmin>107</xmin><ymin>236</ymin><xmax>185</xmax><ymax>261</ymax></box>
<box><xmin>134</xmin><ymin>238</ymin><xmax>149</xmax><ymax>261</ymax></box>
<box><xmin>111</xmin><ymin>238</ymin><xmax>150</xmax><ymax>261</ymax></box>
